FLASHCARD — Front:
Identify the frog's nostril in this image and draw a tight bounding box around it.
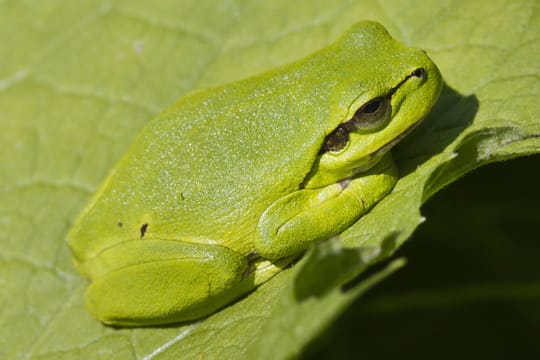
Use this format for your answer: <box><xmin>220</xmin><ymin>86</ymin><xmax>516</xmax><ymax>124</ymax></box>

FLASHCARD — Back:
<box><xmin>412</xmin><ymin>68</ymin><xmax>426</xmax><ymax>78</ymax></box>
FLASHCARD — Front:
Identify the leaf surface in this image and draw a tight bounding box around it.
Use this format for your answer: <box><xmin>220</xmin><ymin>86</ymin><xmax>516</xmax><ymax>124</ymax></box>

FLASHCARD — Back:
<box><xmin>1</xmin><ymin>1</ymin><xmax>538</xmax><ymax>359</ymax></box>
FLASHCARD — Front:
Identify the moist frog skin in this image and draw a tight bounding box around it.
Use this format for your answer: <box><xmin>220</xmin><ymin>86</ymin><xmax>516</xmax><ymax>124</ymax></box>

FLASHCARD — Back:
<box><xmin>67</xmin><ymin>21</ymin><xmax>442</xmax><ymax>326</ymax></box>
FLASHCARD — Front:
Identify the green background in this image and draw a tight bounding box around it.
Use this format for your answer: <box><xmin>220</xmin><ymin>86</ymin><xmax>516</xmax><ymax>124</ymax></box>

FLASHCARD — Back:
<box><xmin>1</xmin><ymin>1</ymin><xmax>538</xmax><ymax>359</ymax></box>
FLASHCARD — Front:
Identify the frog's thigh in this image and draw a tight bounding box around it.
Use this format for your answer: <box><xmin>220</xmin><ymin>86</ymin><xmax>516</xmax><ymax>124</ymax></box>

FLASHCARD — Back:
<box><xmin>256</xmin><ymin>155</ymin><xmax>398</xmax><ymax>260</ymax></box>
<box><xmin>84</xmin><ymin>239</ymin><xmax>250</xmax><ymax>326</ymax></box>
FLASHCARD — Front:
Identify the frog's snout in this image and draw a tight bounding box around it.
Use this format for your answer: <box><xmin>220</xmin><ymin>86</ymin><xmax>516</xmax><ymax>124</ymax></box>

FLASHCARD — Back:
<box><xmin>388</xmin><ymin>67</ymin><xmax>426</xmax><ymax>97</ymax></box>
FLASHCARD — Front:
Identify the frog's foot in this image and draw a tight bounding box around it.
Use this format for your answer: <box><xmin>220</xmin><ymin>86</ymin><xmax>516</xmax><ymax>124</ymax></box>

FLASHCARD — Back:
<box><xmin>255</xmin><ymin>155</ymin><xmax>398</xmax><ymax>260</ymax></box>
<box><xmin>81</xmin><ymin>239</ymin><xmax>252</xmax><ymax>326</ymax></box>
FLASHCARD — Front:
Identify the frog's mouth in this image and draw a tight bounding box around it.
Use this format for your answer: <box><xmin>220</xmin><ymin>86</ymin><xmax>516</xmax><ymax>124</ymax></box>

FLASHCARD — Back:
<box><xmin>350</xmin><ymin>117</ymin><xmax>423</xmax><ymax>176</ymax></box>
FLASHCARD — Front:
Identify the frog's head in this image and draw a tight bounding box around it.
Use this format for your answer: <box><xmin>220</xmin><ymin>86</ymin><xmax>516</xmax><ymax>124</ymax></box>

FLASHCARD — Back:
<box><xmin>303</xmin><ymin>21</ymin><xmax>442</xmax><ymax>189</ymax></box>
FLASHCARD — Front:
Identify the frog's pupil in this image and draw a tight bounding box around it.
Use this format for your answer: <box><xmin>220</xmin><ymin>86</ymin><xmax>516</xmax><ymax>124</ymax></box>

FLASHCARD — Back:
<box><xmin>362</xmin><ymin>99</ymin><xmax>381</xmax><ymax>114</ymax></box>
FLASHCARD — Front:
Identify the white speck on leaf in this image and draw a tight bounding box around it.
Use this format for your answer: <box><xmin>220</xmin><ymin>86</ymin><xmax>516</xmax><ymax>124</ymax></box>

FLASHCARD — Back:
<box><xmin>133</xmin><ymin>39</ymin><xmax>144</xmax><ymax>55</ymax></box>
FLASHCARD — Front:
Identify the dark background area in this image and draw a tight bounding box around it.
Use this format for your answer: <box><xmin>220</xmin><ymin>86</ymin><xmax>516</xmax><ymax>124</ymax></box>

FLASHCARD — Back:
<box><xmin>307</xmin><ymin>154</ymin><xmax>540</xmax><ymax>359</ymax></box>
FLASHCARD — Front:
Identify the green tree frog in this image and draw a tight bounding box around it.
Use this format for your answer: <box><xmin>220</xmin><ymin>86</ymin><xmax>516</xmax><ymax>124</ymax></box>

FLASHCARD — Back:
<box><xmin>68</xmin><ymin>21</ymin><xmax>442</xmax><ymax>326</ymax></box>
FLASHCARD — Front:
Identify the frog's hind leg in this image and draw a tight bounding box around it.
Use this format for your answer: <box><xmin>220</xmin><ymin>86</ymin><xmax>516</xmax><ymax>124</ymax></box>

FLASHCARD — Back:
<box><xmin>81</xmin><ymin>239</ymin><xmax>252</xmax><ymax>326</ymax></box>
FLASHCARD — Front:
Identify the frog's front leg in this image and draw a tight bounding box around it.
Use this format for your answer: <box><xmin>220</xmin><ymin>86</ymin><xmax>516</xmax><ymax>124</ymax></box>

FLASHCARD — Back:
<box><xmin>255</xmin><ymin>154</ymin><xmax>398</xmax><ymax>260</ymax></box>
<box><xmin>78</xmin><ymin>239</ymin><xmax>252</xmax><ymax>326</ymax></box>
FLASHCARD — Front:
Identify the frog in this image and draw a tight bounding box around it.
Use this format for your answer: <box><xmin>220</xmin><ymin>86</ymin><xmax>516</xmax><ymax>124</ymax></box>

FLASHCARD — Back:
<box><xmin>67</xmin><ymin>21</ymin><xmax>442</xmax><ymax>326</ymax></box>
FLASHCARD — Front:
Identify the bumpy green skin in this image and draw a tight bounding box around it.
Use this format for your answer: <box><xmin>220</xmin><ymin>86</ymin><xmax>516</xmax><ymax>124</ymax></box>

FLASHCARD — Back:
<box><xmin>67</xmin><ymin>21</ymin><xmax>442</xmax><ymax>326</ymax></box>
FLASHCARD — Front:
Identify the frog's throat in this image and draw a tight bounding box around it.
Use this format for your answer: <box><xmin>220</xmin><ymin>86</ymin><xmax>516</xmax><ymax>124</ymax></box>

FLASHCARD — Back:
<box><xmin>348</xmin><ymin>117</ymin><xmax>423</xmax><ymax>178</ymax></box>
<box><xmin>369</xmin><ymin>117</ymin><xmax>423</xmax><ymax>162</ymax></box>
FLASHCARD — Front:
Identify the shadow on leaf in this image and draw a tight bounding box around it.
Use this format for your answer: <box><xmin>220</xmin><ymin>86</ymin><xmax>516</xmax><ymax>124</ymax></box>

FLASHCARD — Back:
<box><xmin>294</xmin><ymin>233</ymin><xmax>400</xmax><ymax>300</ymax></box>
<box><xmin>395</xmin><ymin>82</ymin><xmax>479</xmax><ymax>176</ymax></box>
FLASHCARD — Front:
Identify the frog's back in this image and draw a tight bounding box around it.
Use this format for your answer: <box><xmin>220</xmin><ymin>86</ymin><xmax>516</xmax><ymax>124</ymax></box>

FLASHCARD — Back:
<box><xmin>69</xmin><ymin>61</ymin><xmax>339</xmax><ymax>260</ymax></box>
<box><xmin>68</xmin><ymin>21</ymin><xmax>429</xmax><ymax>260</ymax></box>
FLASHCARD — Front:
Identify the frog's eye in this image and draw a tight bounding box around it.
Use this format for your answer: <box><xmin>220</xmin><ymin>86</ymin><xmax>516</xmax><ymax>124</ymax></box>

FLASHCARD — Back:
<box><xmin>321</xmin><ymin>96</ymin><xmax>392</xmax><ymax>153</ymax></box>
<box><xmin>349</xmin><ymin>97</ymin><xmax>392</xmax><ymax>131</ymax></box>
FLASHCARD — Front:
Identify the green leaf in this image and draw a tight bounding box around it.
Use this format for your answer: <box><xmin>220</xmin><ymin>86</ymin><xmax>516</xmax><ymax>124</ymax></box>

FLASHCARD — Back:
<box><xmin>0</xmin><ymin>1</ymin><xmax>538</xmax><ymax>359</ymax></box>
<box><xmin>310</xmin><ymin>155</ymin><xmax>540</xmax><ymax>359</ymax></box>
